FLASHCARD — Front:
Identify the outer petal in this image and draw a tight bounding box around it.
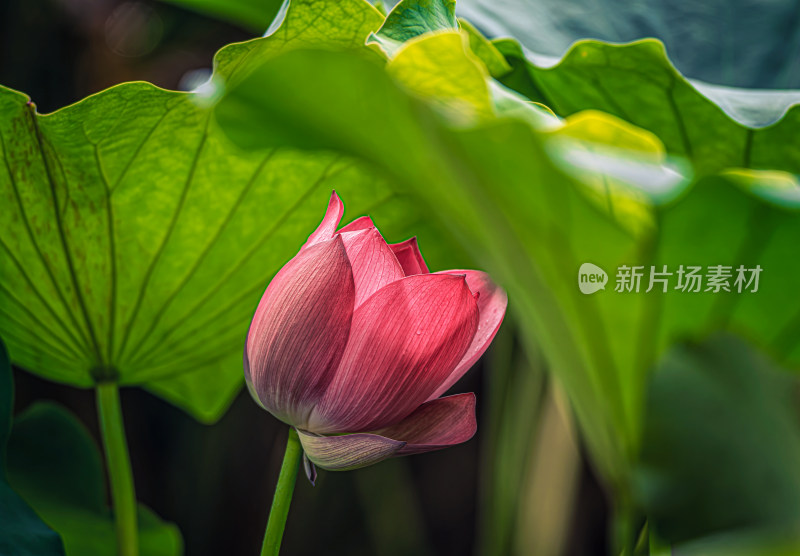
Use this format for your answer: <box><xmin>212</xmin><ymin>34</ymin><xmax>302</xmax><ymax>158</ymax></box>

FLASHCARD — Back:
<box><xmin>245</xmin><ymin>236</ymin><xmax>355</xmax><ymax>426</ymax></box>
<box><xmin>390</xmin><ymin>237</ymin><xmax>430</xmax><ymax>276</ymax></box>
<box><xmin>375</xmin><ymin>393</ymin><xmax>477</xmax><ymax>455</ymax></box>
<box><xmin>428</xmin><ymin>270</ymin><xmax>507</xmax><ymax>400</ymax></box>
<box><xmin>338</xmin><ymin>215</ymin><xmax>374</xmax><ymax>234</ymax></box>
<box><xmin>303</xmin><ymin>191</ymin><xmax>344</xmax><ymax>248</ymax></box>
<box><xmin>340</xmin><ymin>228</ymin><xmax>404</xmax><ymax>307</ymax></box>
<box><xmin>308</xmin><ymin>274</ymin><xmax>479</xmax><ymax>434</ymax></box>
<box><xmin>297</xmin><ymin>429</ymin><xmax>405</xmax><ymax>471</ymax></box>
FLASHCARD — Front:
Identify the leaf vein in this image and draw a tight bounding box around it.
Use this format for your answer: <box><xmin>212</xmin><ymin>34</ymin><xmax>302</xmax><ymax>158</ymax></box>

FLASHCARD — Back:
<box><xmin>0</xmin><ymin>125</ymin><xmax>90</xmax><ymax>358</ymax></box>
<box><xmin>123</xmin><ymin>148</ymin><xmax>278</xmax><ymax>365</ymax></box>
<box><xmin>114</xmin><ymin>114</ymin><xmax>212</xmax><ymax>364</ymax></box>
<box><xmin>29</xmin><ymin>107</ymin><xmax>106</xmax><ymax>367</ymax></box>
<box><xmin>126</xmin><ymin>155</ymin><xmax>346</xmax><ymax>371</ymax></box>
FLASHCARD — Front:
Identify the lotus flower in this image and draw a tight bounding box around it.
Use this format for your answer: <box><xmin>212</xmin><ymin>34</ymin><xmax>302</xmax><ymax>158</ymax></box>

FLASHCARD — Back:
<box><xmin>244</xmin><ymin>192</ymin><xmax>507</xmax><ymax>474</ymax></box>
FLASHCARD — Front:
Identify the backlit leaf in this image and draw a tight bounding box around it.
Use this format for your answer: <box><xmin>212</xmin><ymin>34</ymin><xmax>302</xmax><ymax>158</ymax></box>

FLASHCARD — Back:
<box><xmin>0</xmin><ymin>0</ymin><xmax>413</xmax><ymax>423</ymax></box>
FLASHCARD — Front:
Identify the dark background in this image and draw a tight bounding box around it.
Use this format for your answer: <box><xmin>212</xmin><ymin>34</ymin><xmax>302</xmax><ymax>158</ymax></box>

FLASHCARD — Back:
<box><xmin>2</xmin><ymin>1</ymin><xmax>610</xmax><ymax>554</ymax></box>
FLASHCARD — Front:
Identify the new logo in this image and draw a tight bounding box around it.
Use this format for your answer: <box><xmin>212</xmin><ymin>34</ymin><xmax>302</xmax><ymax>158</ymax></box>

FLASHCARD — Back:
<box><xmin>578</xmin><ymin>263</ymin><xmax>608</xmax><ymax>295</ymax></box>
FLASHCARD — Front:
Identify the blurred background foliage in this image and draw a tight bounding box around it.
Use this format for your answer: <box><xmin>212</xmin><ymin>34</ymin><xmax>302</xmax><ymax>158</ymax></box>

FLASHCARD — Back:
<box><xmin>2</xmin><ymin>0</ymin><xmax>800</xmax><ymax>555</ymax></box>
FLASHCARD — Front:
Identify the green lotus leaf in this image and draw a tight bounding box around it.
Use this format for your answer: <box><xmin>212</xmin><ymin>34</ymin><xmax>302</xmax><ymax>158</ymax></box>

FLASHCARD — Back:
<box><xmin>0</xmin><ymin>0</ymin><xmax>416</xmax><ymax>423</ymax></box>
<box><xmin>457</xmin><ymin>0</ymin><xmax>800</xmax><ymax>89</ymax></box>
<box><xmin>493</xmin><ymin>38</ymin><xmax>800</xmax><ymax>175</ymax></box>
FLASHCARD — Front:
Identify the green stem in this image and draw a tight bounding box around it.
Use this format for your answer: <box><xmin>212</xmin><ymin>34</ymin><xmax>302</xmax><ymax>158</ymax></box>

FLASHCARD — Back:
<box><xmin>612</xmin><ymin>493</ymin><xmax>637</xmax><ymax>556</ymax></box>
<box><xmin>648</xmin><ymin>525</ymin><xmax>672</xmax><ymax>556</ymax></box>
<box><xmin>96</xmin><ymin>382</ymin><xmax>139</xmax><ymax>556</ymax></box>
<box><xmin>260</xmin><ymin>427</ymin><xmax>302</xmax><ymax>556</ymax></box>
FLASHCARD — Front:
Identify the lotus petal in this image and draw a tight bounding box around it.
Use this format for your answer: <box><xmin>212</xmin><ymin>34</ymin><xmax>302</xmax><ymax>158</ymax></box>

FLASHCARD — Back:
<box><xmin>309</xmin><ymin>274</ymin><xmax>478</xmax><ymax>433</ymax></box>
<box><xmin>297</xmin><ymin>429</ymin><xmax>405</xmax><ymax>470</ymax></box>
<box><xmin>340</xmin><ymin>227</ymin><xmax>404</xmax><ymax>307</ymax></box>
<box><xmin>376</xmin><ymin>393</ymin><xmax>477</xmax><ymax>455</ymax></box>
<box><xmin>303</xmin><ymin>191</ymin><xmax>344</xmax><ymax>248</ymax></box>
<box><xmin>245</xmin><ymin>236</ymin><xmax>355</xmax><ymax>425</ymax></box>
<box><xmin>390</xmin><ymin>237</ymin><xmax>430</xmax><ymax>276</ymax></box>
<box><xmin>428</xmin><ymin>270</ymin><xmax>507</xmax><ymax>399</ymax></box>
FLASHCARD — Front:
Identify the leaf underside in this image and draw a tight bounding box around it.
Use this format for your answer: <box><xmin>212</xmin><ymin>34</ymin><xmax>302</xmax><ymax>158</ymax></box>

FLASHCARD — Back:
<box><xmin>0</xmin><ymin>0</ymin><xmax>431</xmax><ymax>423</ymax></box>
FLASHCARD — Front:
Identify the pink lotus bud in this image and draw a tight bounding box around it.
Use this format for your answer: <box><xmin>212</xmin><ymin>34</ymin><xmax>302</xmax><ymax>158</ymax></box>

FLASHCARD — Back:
<box><xmin>244</xmin><ymin>192</ymin><xmax>507</xmax><ymax>471</ymax></box>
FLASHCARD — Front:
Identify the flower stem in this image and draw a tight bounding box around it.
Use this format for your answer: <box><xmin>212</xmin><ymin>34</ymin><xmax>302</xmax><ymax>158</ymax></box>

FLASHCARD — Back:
<box><xmin>261</xmin><ymin>427</ymin><xmax>302</xmax><ymax>556</ymax></box>
<box><xmin>96</xmin><ymin>382</ymin><xmax>139</xmax><ymax>556</ymax></box>
<box><xmin>612</xmin><ymin>493</ymin><xmax>637</xmax><ymax>556</ymax></box>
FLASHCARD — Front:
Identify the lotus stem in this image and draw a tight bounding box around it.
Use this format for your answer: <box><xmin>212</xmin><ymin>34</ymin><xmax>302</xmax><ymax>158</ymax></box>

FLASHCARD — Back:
<box><xmin>612</xmin><ymin>493</ymin><xmax>638</xmax><ymax>556</ymax></box>
<box><xmin>96</xmin><ymin>382</ymin><xmax>139</xmax><ymax>556</ymax></box>
<box><xmin>261</xmin><ymin>427</ymin><xmax>302</xmax><ymax>556</ymax></box>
